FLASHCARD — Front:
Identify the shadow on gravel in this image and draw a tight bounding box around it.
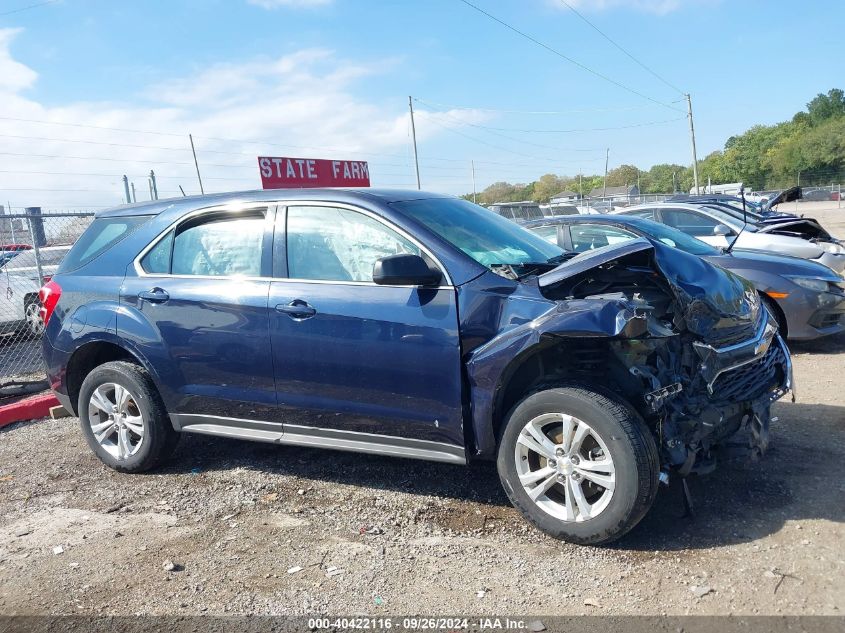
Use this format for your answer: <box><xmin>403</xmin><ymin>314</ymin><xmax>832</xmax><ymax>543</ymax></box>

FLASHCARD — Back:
<box><xmin>154</xmin><ymin>400</ymin><xmax>845</xmax><ymax>551</ymax></box>
<box><xmin>613</xmin><ymin>402</ymin><xmax>845</xmax><ymax>551</ymax></box>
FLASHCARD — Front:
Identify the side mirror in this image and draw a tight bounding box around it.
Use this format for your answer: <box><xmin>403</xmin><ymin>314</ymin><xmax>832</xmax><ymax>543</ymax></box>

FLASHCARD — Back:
<box><xmin>373</xmin><ymin>254</ymin><xmax>442</xmax><ymax>287</ymax></box>
<box><xmin>713</xmin><ymin>224</ymin><xmax>733</xmax><ymax>236</ymax></box>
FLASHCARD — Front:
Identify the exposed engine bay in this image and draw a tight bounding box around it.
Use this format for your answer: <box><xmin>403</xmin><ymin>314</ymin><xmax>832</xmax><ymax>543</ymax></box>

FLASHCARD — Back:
<box><xmin>532</xmin><ymin>238</ymin><xmax>793</xmax><ymax>476</ymax></box>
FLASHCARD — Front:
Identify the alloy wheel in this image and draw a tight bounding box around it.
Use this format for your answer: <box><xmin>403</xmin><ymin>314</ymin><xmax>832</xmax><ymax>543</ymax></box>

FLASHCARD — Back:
<box><xmin>88</xmin><ymin>383</ymin><xmax>145</xmax><ymax>460</ymax></box>
<box><xmin>25</xmin><ymin>301</ymin><xmax>44</xmax><ymax>337</ymax></box>
<box><xmin>514</xmin><ymin>412</ymin><xmax>616</xmax><ymax>522</ymax></box>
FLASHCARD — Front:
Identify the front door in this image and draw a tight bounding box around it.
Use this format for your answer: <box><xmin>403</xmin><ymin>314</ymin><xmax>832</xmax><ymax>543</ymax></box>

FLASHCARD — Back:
<box><xmin>268</xmin><ymin>204</ymin><xmax>464</xmax><ymax>453</ymax></box>
<box><xmin>120</xmin><ymin>206</ymin><xmax>278</xmax><ymax>422</ymax></box>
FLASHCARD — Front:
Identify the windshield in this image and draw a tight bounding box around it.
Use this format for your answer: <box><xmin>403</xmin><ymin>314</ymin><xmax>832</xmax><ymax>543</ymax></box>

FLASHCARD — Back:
<box><xmin>393</xmin><ymin>198</ymin><xmax>563</xmax><ymax>268</ymax></box>
<box><xmin>626</xmin><ymin>218</ymin><xmax>720</xmax><ymax>256</ymax></box>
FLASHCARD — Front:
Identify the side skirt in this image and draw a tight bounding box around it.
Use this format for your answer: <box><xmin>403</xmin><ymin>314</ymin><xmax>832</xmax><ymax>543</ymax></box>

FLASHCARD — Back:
<box><xmin>170</xmin><ymin>413</ymin><xmax>467</xmax><ymax>465</ymax></box>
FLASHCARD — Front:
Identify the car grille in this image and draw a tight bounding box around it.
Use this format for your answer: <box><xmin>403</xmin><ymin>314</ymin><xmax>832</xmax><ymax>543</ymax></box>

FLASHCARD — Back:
<box><xmin>710</xmin><ymin>342</ymin><xmax>785</xmax><ymax>403</ymax></box>
<box><xmin>709</xmin><ymin>323</ymin><xmax>759</xmax><ymax>348</ymax></box>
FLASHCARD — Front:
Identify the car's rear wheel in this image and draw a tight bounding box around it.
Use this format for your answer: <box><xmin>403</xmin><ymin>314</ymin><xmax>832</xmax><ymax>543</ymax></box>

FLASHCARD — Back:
<box><xmin>78</xmin><ymin>361</ymin><xmax>178</xmax><ymax>473</ymax></box>
<box><xmin>23</xmin><ymin>298</ymin><xmax>44</xmax><ymax>338</ymax></box>
<box><xmin>497</xmin><ymin>385</ymin><xmax>659</xmax><ymax>545</ymax></box>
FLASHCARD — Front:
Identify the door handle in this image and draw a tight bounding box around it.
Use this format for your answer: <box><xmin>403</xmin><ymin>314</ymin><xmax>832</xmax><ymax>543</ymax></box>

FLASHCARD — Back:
<box><xmin>275</xmin><ymin>300</ymin><xmax>316</xmax><ymax>319</ymax></box>
<box><xmin>138</xmin><ymin>288</ymin><xmax>170</xmax><ymax>304</ymax></box>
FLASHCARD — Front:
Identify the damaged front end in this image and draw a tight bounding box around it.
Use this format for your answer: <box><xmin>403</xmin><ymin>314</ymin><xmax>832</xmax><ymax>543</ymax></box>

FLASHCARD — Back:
<box><xmin>469</xmin><ymin>238</ymin><xmax>792</xmax><ymax>477</ymax></box>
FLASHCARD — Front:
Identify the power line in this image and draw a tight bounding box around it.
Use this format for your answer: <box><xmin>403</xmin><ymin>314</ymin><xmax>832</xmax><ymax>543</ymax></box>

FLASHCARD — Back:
<box><xmin>0</xmin><ymin>115</ymin><xmax>544</xmax><ymax>165</ymax></box>
<box><xmin>409</xmin><ymin>97</ymin><xmax>672</xmax><ymax>115</ymax></box>
<box><xmin>421</xmin><ymin>116</ymin><xmax>602</xmax><ymax>165</ymax></box>
<box><xmin>415</xmin><ymin>99</ymin><xmax>685</xmax><ymax>135</ymax></box>
<box><xmin>455</xmin><ymin>0</ymin><xmax>683</xmax><ymax>112</ymax></box>
<box><xmin>463</xmin><ymin>116</ymin><xmax>686</xmax><ymax>134</ymax></box>
<box><xmin>0</xmin><ymin>0</ymin><xmax>59</xmax><ymax>18</ymax></box>
<box><xmin>557</xmin><ymin>0</ymin><xmax>685</xmax><ymax>96</ymax></box>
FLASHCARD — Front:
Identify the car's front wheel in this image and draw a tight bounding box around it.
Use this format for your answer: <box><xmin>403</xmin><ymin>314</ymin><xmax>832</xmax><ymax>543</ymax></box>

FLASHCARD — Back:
<box><xmin>78</xmin><ymin>361</ymin><xmax>178</xmax><ymax>473</ymax></box>
<box><xmin>497</xmin><ymin>385</ymin><xmax>659</xmax><ymax>545</ymax></box>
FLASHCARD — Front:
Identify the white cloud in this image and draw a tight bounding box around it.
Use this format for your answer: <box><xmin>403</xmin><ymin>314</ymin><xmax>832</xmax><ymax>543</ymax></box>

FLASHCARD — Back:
<box><xmin>0</xmin><ymin>28</ymin><xmax>38</xmax><ymax>92</ymax></box>
<box><xmin>555</xmin><ymin>0</ymin><xmax>692</xmax><ymax>15</ymax></box>
<box><xmin>247</xmin><ymin>0</ymin><xmax>333</xmax><ymax>9</ymax></box>
<box><xmin>0</xmin><ymin>31</ymin><xmax>492</xmax><ymax>209</ymax></box>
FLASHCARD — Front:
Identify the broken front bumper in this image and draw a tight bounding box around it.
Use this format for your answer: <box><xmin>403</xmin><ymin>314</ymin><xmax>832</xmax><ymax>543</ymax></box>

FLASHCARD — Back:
<box><xmin>692</xmin><ymin>315</ymin><xmax>793</xmax><ymax>401</ymax></box>
<box><xmin>662</xmin><ymin>315</ymin><xmax>793</xmax><ymax>473</ymax></box>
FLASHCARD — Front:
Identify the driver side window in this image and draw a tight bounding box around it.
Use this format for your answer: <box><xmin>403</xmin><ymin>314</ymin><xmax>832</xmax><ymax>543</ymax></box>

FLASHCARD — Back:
<box><xmin>286</xmin><ymin>206</ymin><xmax>420</xmax><ymax>282</ymax></box>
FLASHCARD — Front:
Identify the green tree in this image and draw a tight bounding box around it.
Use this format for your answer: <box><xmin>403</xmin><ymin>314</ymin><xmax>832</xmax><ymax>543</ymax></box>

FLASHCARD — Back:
<box><xmin>806</xmin><ymin>89</ymin><xmax>845</xmax><ymax>125</ymax></box>
<box><xmin>532</xmin><ymin>173</ymin><xmax>568</xmax><ymax>203</ymax></box>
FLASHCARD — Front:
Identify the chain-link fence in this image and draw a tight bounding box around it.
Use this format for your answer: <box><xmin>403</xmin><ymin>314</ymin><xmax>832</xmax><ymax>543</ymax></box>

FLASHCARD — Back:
<box><xmin>1</xmin><ymin>208</ymin><xmax>94</xmax><ymax>390</ymax></box>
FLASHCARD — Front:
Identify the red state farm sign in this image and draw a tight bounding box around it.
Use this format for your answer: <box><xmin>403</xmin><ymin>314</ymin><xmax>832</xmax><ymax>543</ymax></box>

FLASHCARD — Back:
<box><xmin>258</xmin><ymin>156</ymin><xmax>370</xmax><ymax>189</ymax></box>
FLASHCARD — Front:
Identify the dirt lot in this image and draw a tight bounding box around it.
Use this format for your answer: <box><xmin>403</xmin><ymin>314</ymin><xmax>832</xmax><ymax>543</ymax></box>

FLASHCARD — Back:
<box><xmin>0</xmin><ymin>202</ymin><xmax>843</xmax><ymax>617</ymax></box>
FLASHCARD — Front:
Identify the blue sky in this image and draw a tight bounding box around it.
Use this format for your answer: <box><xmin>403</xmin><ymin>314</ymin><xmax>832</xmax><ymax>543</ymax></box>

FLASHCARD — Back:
<box><xmin>0</xmin><ymin>0</ymin><xmax>842</xmax><ymax>207</ymax></box>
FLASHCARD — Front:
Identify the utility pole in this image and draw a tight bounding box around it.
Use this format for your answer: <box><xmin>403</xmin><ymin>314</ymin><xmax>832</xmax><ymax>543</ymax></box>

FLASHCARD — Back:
<box><xmin>685</xmin><ymin>93</ymin><xmax>700</xmax><ymax>195</ymax></box>
<box><xmin>6</xmin><ymin>201</ymin><xmax>15</xmax><ymax>243</ymax></box>
<box><xmin>149</xmin><ymin>170</ymin><xmax>158</xmax><ymax>200</ymax></box>
<box><xmin>189</xmin><ymin>134</ymin><xmax>204</xmax><ymax>194</ymax></box>
<box><xmin>471</xmin><ymin>160</ymin><xmax>477</xmax><ymax>203</ymax></box>
<box><xmin>579</xmin><ymin>173</ymin><xmax>583</xmax><ymax>198</ymax></box>
<box><xmin>130</xmin><ymin>182</ymin><xmax>137</xmax><ymax>203</ymax></box>
<box><xmin>673</xmin><ymin>171</ymin><xmax>677</xmax><ymax>193</ymax></box>
<box><xmin>408</xmin><ymin>96</ymin><xmax>421</xmax><ymax>190</ymax></box>
<box><xmin>122</xmin><ymin>175</ymin><xmax>131</xmax><ymax>204</ymax></box>
<box><xmin>602</xmin><ymin>148</ymin><xmax>609</xmax><ymax>198</ymax></box>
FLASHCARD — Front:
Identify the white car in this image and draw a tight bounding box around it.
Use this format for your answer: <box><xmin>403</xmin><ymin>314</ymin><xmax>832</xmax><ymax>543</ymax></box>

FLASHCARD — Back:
<box><xmin>1</xmin><ymin>245</ymin><xmax>71</xmax><ymax>336</ymax></box>
<box><xmin>614</xmin><ymin>202</ymin><xmax>845</xmax><ymax>273</ymax></box>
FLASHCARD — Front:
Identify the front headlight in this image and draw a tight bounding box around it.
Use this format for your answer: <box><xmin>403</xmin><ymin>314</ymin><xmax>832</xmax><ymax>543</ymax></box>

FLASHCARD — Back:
<box><xmin>821</xmin><ymin>241</ymin><xmax>845</xmax><ymax>255</ymax></box>
<box><xmin>785</xmin><ymin>276</ymin><xmax>838</xmax><ymax>293</ymax></box>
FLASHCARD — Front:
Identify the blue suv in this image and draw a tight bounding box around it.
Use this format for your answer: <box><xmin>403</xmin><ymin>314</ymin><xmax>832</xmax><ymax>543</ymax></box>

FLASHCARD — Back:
<box><xmin>41</xmin><ymin>189</ymin><xmax>791</xmax><ymax>544</ymax></box>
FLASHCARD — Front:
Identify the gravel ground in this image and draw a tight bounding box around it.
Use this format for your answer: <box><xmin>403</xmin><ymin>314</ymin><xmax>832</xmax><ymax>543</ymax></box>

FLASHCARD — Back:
<box><xmin>0</xmin><ymin>203</ymin><xmax>843</xmax><ymax>617</ymax></box>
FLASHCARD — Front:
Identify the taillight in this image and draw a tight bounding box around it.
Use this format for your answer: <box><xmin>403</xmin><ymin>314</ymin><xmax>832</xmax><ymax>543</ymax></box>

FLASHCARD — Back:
<box><xmin>38</xmin><ymin>280</ymin><xmax>62</xmax><ymax>327</ymax></box>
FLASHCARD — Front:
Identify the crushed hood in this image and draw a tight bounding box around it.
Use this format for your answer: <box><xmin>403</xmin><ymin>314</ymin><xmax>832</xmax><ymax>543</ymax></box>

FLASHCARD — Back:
<box><xmin>763</xmin><ymin>186</ymin><xmax>802</xmax><ymax>209</ymax></box>
<box><xmin>539</xmin><ymin>237</ymin><xmax>761</xmax><ymax>341</ymax></box>
<box><xmin>755</xmin><ymin>217</ymin><xmax>836</xmax><ymax>242</ymax></box>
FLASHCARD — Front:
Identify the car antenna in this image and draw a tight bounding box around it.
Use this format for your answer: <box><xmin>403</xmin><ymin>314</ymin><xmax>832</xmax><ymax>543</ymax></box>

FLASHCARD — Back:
<box><xmin>179</xmin><ymin>185</ymin><xmax>187</xmax><ymax>197</ymax></box>
<box><xmin>725</xmin><ymin>185</ymin><xmax>747</xmax><ymax>254</ymax></box>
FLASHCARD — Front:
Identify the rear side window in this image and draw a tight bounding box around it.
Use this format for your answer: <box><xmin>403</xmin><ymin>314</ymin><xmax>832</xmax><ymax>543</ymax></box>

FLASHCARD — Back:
<box><xmin>58</xmin><ymin>216</ymin><xmax>150</xmax><ymax>272</ymax></box>
<box><xmin>140</xmin><ymin>210</ymin><xmax>266</xmax><ymax>277</ymax></box>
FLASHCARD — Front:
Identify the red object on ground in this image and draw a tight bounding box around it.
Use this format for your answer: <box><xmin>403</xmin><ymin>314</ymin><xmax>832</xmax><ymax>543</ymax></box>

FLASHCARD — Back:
<box><xmin>0</xmin><ymin>393</ymin><xmax>60</xmax><ymax>428</ymax></box>
<box><xmin>258</xmin><ymin>156</ymin><xmax>370</xmax><ymax>189</ymax></box>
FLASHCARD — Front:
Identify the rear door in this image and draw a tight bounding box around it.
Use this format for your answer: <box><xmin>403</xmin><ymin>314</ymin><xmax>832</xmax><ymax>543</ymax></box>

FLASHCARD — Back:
<box><xmin>267</xmin><ymin>203</ymin><xmax>465</xmax><ymax>458</ymax></box>
<box><xmin>120</xmin><ymin>205</ymin><xmax>279</xmax><ymax>423</ymax></box>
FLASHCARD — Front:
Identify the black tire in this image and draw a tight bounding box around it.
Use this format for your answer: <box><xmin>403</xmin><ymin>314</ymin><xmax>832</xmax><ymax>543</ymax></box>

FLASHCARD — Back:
<box><xmin>761</xmin><ymin>293</ymin><xmax>787</xmax><ymax>339</ymax></box>
<box><xmin>78</xmin><ymin>360</ymin><xmax>178</xmax><ymax>473</ymax></box>
<box><xmin>497</xmin><ymin>385</ymin><xmax>659</xmax><ymax>545</ymax></box>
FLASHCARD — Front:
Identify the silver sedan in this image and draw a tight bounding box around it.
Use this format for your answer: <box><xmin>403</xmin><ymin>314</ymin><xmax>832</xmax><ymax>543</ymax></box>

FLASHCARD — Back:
<box><xmin>524</xmin><ymin>215</ymin><xmax>845</xmax><ymax>341</ymax></box>
<box><xmin>613</xmin><ymin>202</ymin><xmax>845</xmax><ymax>273</ymax></box>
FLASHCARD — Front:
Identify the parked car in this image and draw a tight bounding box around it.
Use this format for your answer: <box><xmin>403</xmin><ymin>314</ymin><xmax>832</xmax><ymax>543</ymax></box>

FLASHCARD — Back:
<box><xmin>488</xmin><ymin>201</ymin><xmax>544</xmax><ymax>223</ymax></box>
<box><xmin>0</xmin><ymin>250</ymin><xmax>21</xmax><ymax>269</ymax></box>
<box><xmin>0</xmin><ymin>243</ymin><xmax>33</xmax><ymax>252</ymax></box>
<box><xmin>524</xmin><ymin>215</ymin><xmax>845</xmax><ymax>340</ymax></box>
<box><xmin>801</xmin><ymin>188</ymin><xmax>832</xmax><ymax>202</ymax></box>
<box><xmin>41</xmin><ymin>190</ymin><xmax>791</xmax><ymax>544</ymax></box>
<box><xmin>1</xmin><ymin>245</ymin><xmax>72</xmax><ymax>335</ymax></box>
<box><xmin>614</xmin><ymin>202</ymin><xmax>845</xmax><ymax>272</ymax></box>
